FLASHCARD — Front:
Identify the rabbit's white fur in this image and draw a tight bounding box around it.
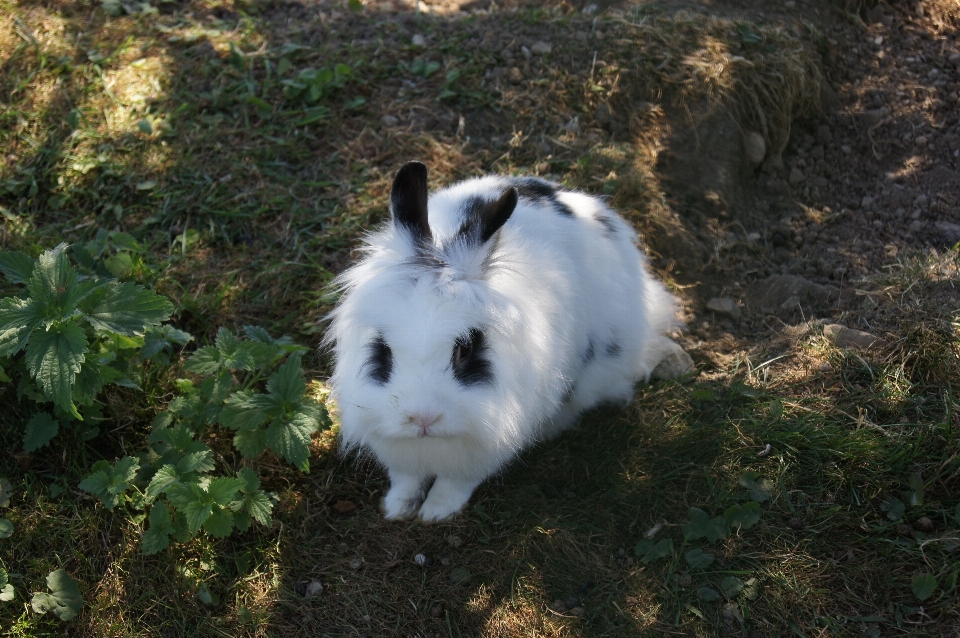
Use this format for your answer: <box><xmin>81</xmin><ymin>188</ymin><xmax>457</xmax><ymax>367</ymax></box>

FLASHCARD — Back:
<box><xmin>325</xmin><ymin>164</ymin><xmax>688</xmax><ymax>522</ymax></box>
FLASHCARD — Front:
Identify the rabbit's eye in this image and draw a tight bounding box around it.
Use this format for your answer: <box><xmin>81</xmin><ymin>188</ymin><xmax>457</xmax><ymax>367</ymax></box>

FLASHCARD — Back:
<box><xmin>451</xmin><ymin>328</ymin><xmax>492</xmax><ymax>386</ymax></box>
<box><xmin>453</xmin><ymin>341</ymin><xmax>473</xmax><ymax>367</ymax></box>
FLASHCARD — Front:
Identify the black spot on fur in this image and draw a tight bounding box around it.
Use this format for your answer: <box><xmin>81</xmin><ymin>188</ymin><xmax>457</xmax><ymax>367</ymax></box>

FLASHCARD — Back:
<box><xmin>595</xmin><ymin>214</ymin><xmax>618</xmax><ymax>237</ymax></box>
<box><xmin>581</xmin><ymin>338</ymin><xmax>596</xmax><ymax>365</ymax></box>
<box><xmin>451</xmin><ymin>328</ymin><xmax>494</xmax><ymax>386</ymax></box>
<box><xmin>364</xmin><ymin>334</ymin><xmax>393</xmax><ymax>384</ymax></box>
<box><xmin>511</xmin><ymin>177</ymin><xmax>575</xmax><ymax>217</ymax></box>
<box><xmin>606</xmin><ymin>342</ymin><xmax>622</xmax><ymax>357</ymax></box>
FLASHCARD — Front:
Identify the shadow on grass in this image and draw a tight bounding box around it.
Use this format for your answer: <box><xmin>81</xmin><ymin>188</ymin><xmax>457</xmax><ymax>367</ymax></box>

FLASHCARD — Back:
<box><xmin>1</xmin><ymin>0</ymin><xmax>958</xmax><ymax>636</ymax></box>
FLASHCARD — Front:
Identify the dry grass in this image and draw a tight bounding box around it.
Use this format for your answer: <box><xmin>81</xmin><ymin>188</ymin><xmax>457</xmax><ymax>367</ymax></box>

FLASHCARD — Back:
<box><xmin>1</xmin><ymin>0</ymin><xmax>958</xmax><ymax>636</ymax></box>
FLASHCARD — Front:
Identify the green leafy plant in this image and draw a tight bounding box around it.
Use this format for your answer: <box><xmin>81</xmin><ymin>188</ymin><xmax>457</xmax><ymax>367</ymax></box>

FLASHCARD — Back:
<box><xmin>634</xmin><ymin>537</ymin><xmax>673</xmax><ymax>564</ymax></box>
<box><xmin>0</xmin><ymin>568</ymin><xmax>14</xmax><ymax>602</ymax></box>
<box><xmin>30</xmin><ymin>569</ymin><xmax>83</xmax><ymax>621</ymax></box>
<box><xmin>911</xmin><ymin>573</ymin><xmax>937</xmax><ymax>601</ymax></box>
<box><xmin>77</xmin><ymin>326</ymin><xmax>328</xmax><ymax>553</ymax></box>
<box><xmin>281</xmin><ymin>64</ymin><xmax>353</xmax><ymax>104</ymax></box>
<box><xmin>683</xmin><ymin>507</ymin><xmax>729</xmax><ymax>544</ymax></box>
<box><xmin>0</xmin><ymin>243</ymin><xmax>172</xmax><ymax>447</ymax></box>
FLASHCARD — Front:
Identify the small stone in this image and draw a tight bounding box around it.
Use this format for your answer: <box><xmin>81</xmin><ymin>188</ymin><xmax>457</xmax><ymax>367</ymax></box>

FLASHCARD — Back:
<box><xmin>818</xmin><ymin>362</ymin><xmax>831</xmax><ymax>372</ymax></box>
<box><xmin>549</xmin><ymin>599</ymin><xmax>568</xmax><ymax>613</ymax></box>
<box><xmin>841</xmin><ymin>144</ymin><xmax>852</xmax><ymax>154</ymax></box>
<box><xmin>914</xmin><ymin>517</ymin><xmax>934</xmax><ymax>533</ymax></box>
<box><xmin>381</xmin><ymin>115</ymin><xmax>399</xmax><ymax>127</ymax></box>
<box><xmin>913</xmin><ymin>194</ymin><xmax>929</xmax><ymax>209</ymax></box>
<box><xmin>568</xmin><ymin>606</ymin><xmax>585</xmax><ymax>617</ymax></box>
<box><xmin>706</xmin><ymin>297</ymin><xmax>741</xmax><ymax>321</ymax></box>
<box><xmin>305</xmin><ymin>580</ymin><xmax>324</xmax><ymax>598</ymax></box>
<box><xmin>896</xmin><ymin>523</ymin><xmax>912</xmax><ymax>536</ymax></box>
<box><xmin>861</xmin><ymin>195</ymin><xmax>874</xmax><ymax>209</ymax></box>
<box><xmin>780</xmin><ymin>296</ymin><xmax>801</xmax><ymax>313</ymax></box>
<box><xmin>446</xmin><ymin>535</ymin><xmax>462</xmax><ymax>548</ymax></box>
<box><xmin>788</xmin><ymin>167</ymin><xmax>805</xmax><ymax>185</ymax></box>
<box><xmin>746</xmin><ymin>232</ymin><xmax>762</xmax><ymax>243</ymax></box>
<box><xmin>678</xmin><ymin>574</ymin><xmax>692</xmax><ymax>587</ymax></box>
<box><xmin>744</xmin><ymin>131</ymin><xmax>766</xmax><ymax>164</ymax></box>
<box><xmin>909</xmin><ymin>220</ymin><xmax>923</xmax><ymax>233</ymax></box>
<box><xmin>762</xmin><ymin>154</ymin><xmax>784</xmax><ymax>173</ymax></box>
<box><xmin>414</xmin><ymin>553</ymin><xmax>428</xmax><ymax>567</ymax></box>
<box><xmin>411</xmin><ymin>34</ymin><xmax>426</xmax><ymax>47</ymax></box>
<box><xmin>816</xmin><ymin>124</ymin><xmax>832</xmax><ymax>144</ymax></box>
<box><xmin>530</xmin><ymin>41</ymin><xmax>552</xmax><ymax>55</ymax></box>
<box><xmin>823</xmin><ymin>324</ymin><xmax>880</xmax><ymax>349</ymax></box>
<box><xmin>349</xmin><ymin>557</ymin><xmax>363</xmax><ymax>570</ymax></box>
<box><xmin>521</xmin><ymin>45</ymin><xmax>531</xmax><ymax>60</ymax></box>
<box><xmin>507</xmin><ymin>67</ymin><xmax>524</xmax><ymax>84</ymax></box>
<box><xmin>858</xmin><ymin>107</ymin><xmax>889</xmax><ymax>127</ymax></box>
<box><xmin>788</xmin><ymin>517</ymin><xmax>804</xmax><ymax>530</ymax></box>
<box><xmin>935</xmin><ymin>221</ymin><xmax>960</xmax><ymax>242</ymax></box>
<box><xmin>650</xmin><ymin>343</ymin><xmax>695</xmax><ymax>380</ymax></box>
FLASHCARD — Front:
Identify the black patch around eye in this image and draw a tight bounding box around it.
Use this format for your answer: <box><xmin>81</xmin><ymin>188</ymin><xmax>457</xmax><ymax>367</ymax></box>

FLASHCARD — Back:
<box><xmin>451</xmin><ymin>328</ymin><xmax>493</xmax><ymax>386</ymax></box>
<box><xmin>606</xmin><ymin>342</ymin><xmax>622</xmax><ymax>357</ymax></box>
<box><xmin>364</xmin><ymin>334</ymin><xmax>393</xmax><ymax>384</ymax></box>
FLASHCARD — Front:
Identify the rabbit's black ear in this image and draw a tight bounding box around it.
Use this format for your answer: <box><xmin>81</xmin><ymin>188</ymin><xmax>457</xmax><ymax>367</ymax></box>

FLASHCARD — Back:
<box><xmin>478</xmin><ymin>187</ymin><xmax>518</xmax><ymax>243</ymax></box>
<box><xmin>391</xmin><ymin>161</ymin><xmax>431</xmax><ymax>243</ymax></box>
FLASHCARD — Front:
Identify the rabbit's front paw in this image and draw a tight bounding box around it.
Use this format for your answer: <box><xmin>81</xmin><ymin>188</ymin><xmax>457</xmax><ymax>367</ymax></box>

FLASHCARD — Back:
<box><xmin>383</xmin><ymin>472</ymin><xmax>430</xmax><ymax>520</ymax></box>
<box><xmin>417</xmin><ymin>477</ymin><xmax>479</xmax><ymax>523</ymax></box>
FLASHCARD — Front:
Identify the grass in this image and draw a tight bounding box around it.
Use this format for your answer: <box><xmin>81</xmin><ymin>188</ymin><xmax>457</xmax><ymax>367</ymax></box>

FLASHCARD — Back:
<box><xmin>1</xmin><ymin>0</ymin><xmax>959</xmax><ymax>636</ymax></box>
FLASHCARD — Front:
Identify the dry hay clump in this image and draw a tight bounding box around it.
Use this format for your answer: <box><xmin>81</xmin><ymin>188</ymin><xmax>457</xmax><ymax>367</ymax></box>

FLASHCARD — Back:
<box><xmin>601</xmin><ymin>9</ymin><xmax>823</xmax><ymax>154</ymax></box>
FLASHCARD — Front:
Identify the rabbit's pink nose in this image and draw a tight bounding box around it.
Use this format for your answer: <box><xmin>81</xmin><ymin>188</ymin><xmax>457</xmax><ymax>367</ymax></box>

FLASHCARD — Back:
<box><xmin>407</xmin><ymin>412</ymin><xmax>441</xmax><ymax>436</ymax></box>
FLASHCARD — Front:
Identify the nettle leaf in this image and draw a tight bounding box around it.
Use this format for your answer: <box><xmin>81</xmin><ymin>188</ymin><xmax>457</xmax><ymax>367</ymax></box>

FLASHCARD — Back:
<box><xmin>880</xmin><ymin>495</ymin><xmax>905</xmax><ymax>521</ymax></box>
<box><xmin>26</xmin><ymin>322</ymin><xmax>87</xmax><ymax>417</ymax></box>
<box><xmin>142</xmin><ymin>500</ymin><xmax>175</xmax><ymax>555</ymax></box>
<box><xmin>0</xmin><ymin>567</ymin><xmax>15</xmax><ymax>601</ymax></box>
<box><xmin>23</xmin><ymin>412</ymin><xmax>60</xmax><ymax>453</ymax></box>
<box><xmin>0</xmin><ymin>250</ymin><xmax>35</xmax><ymax>284</ymax></box>
<box><xmin>26</xmin><ymin>243</ymin><xmax>77</xmax><ymax>314</ymax></box>
<box><xmin>684</xmin><ymin>548</ymin><xmax>715</xmax><ymax>570</ymax></box>
<box><xmin>215</xmin><ymin>327</ymin><xmax>254</xmax><ymax>371</ymax></box>
<box><xmin>80</xmin><ymin>281</ymin><xmax>173</xmax><ymax>335</ymax></box>
<box><xmin>30</xmin><ymin>569</ymin><xmax>83</xmax><ymax>621</ymax></box>
<box><xmin>0</xmin><ymin>297</ymin><xmax>45</xmax><ymax>357</ymax></box>
<box><xmin>237</xmin><ymin>467</ymin><xmax>273</xmax><ymax>526</ymax></box>
<box><xmin>203</xmin><ymin>506</ymin><xmax>235</xmax><ymax>537</ymax></box>
<box><xmin>140</xmin><ymin>325</ymin><xmax>193</xmax><ymax>361</ymax></box>
<box><xmin>176</xmin><ymin>450</ymin><xmax>215</xmax><ymax>475</ymax></box>
<box><xmin>682</xmin><ymin>507</ymin><xmax>728</xmax><ymax>544</ymax></box>
<box><xmin>233</xmin><ymin>428</ymin><xmax>268</xmax><ymax>458</ymax></box>
<box><xmin>635</xmin><ymin>537</ymin><xmax>673</xmax><ymax>564</ymax></box>
<box><xmin>911</xmin><ymin>573</ymin><xmax>937</xmax><ymax>601</ymax></box>
<box><xmin>145</xmin><ymin>465</ymin><xmax>180</xmax><ymax>502</ymax></box>
<box><xmin>267</xmin><ymin>353</ymin><xmax>305</xmax><ymax>404</ymax></box>
<box><xmin>184</xmin><ymin>346</ymin><xmax>221</xmax><ymax>375</ymax></box>
<box><xmin>724</xmin><ymin>502</ymin><xmax>762</xmax><ymax>530</ymax></box>
<box><xmin>200</xmin><ymin>370</ymin><xmax>233</xmax><ymax>404</ymax></box>
<box><xmin>78</xmin><ymin>456</ymin><xmax>139</xmax><ymax>510</ymax></box>
<box><xmin>0</xmin><ymin>518</ymin><xmax>12</xmax><ymax>539</ymax></box>
<box><xmin>221</xmin><ymin>390</ymin><xmax>268</xmax><ymax>431</ymax></box>
<box><xmin>265</xmin><ymin>410</ymin><xmax>318</xmax><ymax>470</ymax></box>
<box><xmin>206</xmin><ymin>477</ymin><xmax>245</xmax><ymax>507</ymax></box>
<box><xmin>739</xmin><ymin>470</ymin><xmax>774</xmax><ymax>502</ymax></box>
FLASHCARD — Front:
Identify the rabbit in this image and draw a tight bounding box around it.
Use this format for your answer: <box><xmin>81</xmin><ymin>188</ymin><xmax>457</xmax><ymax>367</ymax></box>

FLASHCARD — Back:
<box><xmin>324</xmin><ymin>161</ymin><xmax>692</xmax><ymax>523</ymax></box>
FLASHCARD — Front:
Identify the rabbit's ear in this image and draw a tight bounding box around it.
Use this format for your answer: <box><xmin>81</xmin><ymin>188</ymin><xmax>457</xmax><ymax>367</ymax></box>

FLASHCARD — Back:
<box><xmin>391</xmin><ymin>161</ymin><xmax>432</xmax><ymax>243</ymax></box>
<box><xmin>478</xmin><ymin>187</ymin><xmax>517</xmax><ymax>243</ymax></box>
<box><xmin>458</xmin><ymin>187</ymin><xmax>518</xmax><ymax>244</ymax></box>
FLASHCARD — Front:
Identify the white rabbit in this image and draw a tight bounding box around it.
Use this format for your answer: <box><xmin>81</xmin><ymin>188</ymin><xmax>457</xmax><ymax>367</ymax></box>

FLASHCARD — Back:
<box><xmin>325</xmin><ymin>161</ymin><xmax>691</xmax><ymax>522</ymax></box>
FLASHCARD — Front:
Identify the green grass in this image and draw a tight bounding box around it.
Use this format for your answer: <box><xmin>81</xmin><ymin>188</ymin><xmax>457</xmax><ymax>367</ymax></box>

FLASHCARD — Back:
<box><xmin>1</xmin><ymin>0</ymin><xmax>959</xmax><ymax>636</ymax></box>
